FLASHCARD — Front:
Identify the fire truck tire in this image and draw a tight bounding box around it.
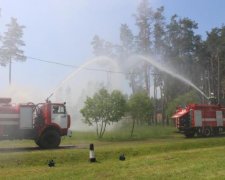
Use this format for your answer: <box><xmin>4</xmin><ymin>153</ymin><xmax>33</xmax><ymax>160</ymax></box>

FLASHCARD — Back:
<box><xmin>184</xmin><ymin>130</ymin><xmax>195</xmax><ymax>138</ymax></box>
<box><xmin>39</xmin><ymin>130</ymin><xmax>61</xmax><ymax>149</ymax></box>
<box><xmin>35</xmin><ymin>139</ymin><xmax>41</xmax><ymax>146</ymax></box>
<box><xmin>213</xmin><ymin>128</ymin><xmax>219</xmax><ymax>136</ymax></box>
<box><xmin>202</xmin><ymin>127</ymin><xmax>212</xmax><ymax>137</ymax></box>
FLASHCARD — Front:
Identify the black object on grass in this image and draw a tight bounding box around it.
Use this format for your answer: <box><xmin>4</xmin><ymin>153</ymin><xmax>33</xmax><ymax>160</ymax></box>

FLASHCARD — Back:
<box><xmin>119</xmin><ymin>154</ymin><xmax>125</xmax><ymax>161</ymax></box>
<box><xmin>48</xmin><ymin>159</ymin><xmax>55</xmax><ymax>167</ymax></box>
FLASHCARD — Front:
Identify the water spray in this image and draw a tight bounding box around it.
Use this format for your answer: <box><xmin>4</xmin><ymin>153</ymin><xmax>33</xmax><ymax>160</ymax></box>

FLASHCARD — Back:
<box><xmin>46</xmin><ymin>93</ymin><xmax>54</xmax><ymax>102</ymax></box>
<box><xmin>131</xmin><ymin>55</ymin><xmax>208</xmax><ymax>99</ymax></box>
<box><xmin>51</xmin><ymin>56</ymin><xmax>120</xmax><ymax>97</ymax></box>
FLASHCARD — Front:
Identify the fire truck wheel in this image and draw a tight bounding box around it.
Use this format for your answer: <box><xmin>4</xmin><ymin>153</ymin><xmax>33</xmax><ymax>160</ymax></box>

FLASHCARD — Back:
<box><xmin>35</xmin><ymin>139</ymin><xmax>40</xmax><ymax>146</ymax></box>
<box><xmin>184</xmin><ymin>131</ymin><xmax>195</xmax><ymax>138</ymax></box>
<box><xmin>202</xmin><ymin>127</ymin><xmax>211</xmax><ymax>137</ymax></box>
<box><xmin>213</xmin><ymin>128</ymin><xmax>219</xmax><ymax>136</ymax></box>
<box><xmin>39</xmin><ymin>130</ymin><xmax>61</xmax><ymax>149</ymax></box>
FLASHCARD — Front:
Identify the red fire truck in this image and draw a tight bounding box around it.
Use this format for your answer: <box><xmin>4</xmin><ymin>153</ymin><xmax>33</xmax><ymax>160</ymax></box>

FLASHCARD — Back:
<box><xmin>0</xmin><ymin>97</ymin><xmax>71</xmax><ymax>148</ymax></box>
<box><xmin>172</xmin><ymin>103</ymin><xmax>225</xmax><ymax>137</ymax></box>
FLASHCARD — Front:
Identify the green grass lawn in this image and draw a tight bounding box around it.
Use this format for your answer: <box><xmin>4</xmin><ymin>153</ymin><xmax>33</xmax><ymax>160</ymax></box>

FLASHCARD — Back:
<box><xmin>0</xmin><ymin>126</ymin><xmax>225</xmax><ymax>179</ymax></box>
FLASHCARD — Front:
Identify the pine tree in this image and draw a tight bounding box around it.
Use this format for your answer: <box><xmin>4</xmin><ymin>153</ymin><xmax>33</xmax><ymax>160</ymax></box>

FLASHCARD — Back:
<box><xmin>91</xmin><ymin>35</ymin><xmax>104</xmax><ymax>56</ymax></box>
<box><xmin>152</xmin><ymin>6</ymin><xmax>166</xmax><ymax>124</ymax></box>
<box><xmin>119</xmin><ymin>24</ymin><xmax>141</xmax><ymax>93</ymax></box>
<box><xmin>1</xmin><ymin>17</ymin><xmax>26</xmax><ymax>84</ymax></box>
<box><xmin>91</xmin><ymin>35</ymin><xmax>115</xmax><ymax>57</ymax></box>
<box><xmin>134</xmin><ymin>0</ymin><xmax>154</xmax><ymax>96</ymax></box>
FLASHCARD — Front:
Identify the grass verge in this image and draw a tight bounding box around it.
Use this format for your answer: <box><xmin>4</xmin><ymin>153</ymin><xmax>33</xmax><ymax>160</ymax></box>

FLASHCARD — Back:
<box><xmin>0</xmin><ymin>126</ymin><xmax>225</xmax><ymax>179</ymax></box>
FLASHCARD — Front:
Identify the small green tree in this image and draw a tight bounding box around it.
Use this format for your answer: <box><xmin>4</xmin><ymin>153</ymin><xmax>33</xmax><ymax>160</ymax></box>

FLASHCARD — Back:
<box><xmin>128</xmin><ymin>91</ymin><xmax>154</xmax><ymax>137</ymax></box>
<box><xmin>80</xmin><ymin>88</ymin><xmax>126</xmax><ymax>138</ymax></box>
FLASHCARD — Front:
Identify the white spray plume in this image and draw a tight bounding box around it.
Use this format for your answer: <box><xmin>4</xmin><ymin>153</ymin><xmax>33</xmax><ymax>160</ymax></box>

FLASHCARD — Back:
<box><xmin>131</xmin><ymin>55</ymin><xmax>208</xmax><ymax>99</ymax></box>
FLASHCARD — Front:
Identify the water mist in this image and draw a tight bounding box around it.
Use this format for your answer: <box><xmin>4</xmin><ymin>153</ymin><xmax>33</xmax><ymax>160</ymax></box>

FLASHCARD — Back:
<box><xmin>49</xmin><ymin>56</ymin><xmax>123</xmax><ymax>131</ymax></box>
<box><xmin>130</xmin><ymin>55</ymin><xmax>208</xmax><ymax>99</ymax></box>
<box><xmin>51</xmin><ymin>56</ymin><xmax>121</xmax><ymax>97</ymax></box>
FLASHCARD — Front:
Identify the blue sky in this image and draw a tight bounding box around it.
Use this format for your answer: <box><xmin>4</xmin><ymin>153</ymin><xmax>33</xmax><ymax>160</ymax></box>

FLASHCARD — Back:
<box><xmin>158</xmin><ymin>0</ymin><xmax>225</xmax><ymax>37</ymax></box>
<box><xmin>0</xmin><ymin>0</ymin><xmax>225</xmax><ymax>101</ymax></box>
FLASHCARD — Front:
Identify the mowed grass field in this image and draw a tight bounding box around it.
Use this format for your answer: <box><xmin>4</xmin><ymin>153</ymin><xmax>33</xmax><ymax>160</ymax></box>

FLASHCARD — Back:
<box><xmin>1</xmin><ymin>126</ymin><xmax>225</xmax><ymax>179</ymax></box>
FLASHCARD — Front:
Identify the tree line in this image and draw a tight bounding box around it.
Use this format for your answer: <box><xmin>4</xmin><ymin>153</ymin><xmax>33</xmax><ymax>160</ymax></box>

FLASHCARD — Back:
<box><xmin>90</xmin><ymin>0</ymin><xmax>225</xmax><ymax>125</ymax></box>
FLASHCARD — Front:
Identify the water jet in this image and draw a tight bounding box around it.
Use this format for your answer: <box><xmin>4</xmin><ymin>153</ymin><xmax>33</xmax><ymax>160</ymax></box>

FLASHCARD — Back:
<box><xmin>131</xmin><ymin>55</ymin><xmax>208</xmax><ymax>99</ymax></box>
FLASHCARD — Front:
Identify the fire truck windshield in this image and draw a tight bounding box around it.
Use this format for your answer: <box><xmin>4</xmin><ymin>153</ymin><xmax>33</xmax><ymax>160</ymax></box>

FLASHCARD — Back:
<box><xmin>52</xmin><ymin>105</ymin><xmax>65</xmax><ymax>114</ymax></box>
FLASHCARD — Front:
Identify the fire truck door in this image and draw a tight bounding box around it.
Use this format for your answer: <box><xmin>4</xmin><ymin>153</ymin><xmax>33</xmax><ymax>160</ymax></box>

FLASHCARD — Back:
<box><xmin>20</xmin><ymin>106</ymin><xmax>33</xmax><ymax>129</ymax></box>
<box><xmin>51</xmin><ymin>105</ymin><xmax>67</xmax><ymax>129</ymax></box>
<box><xmin>216</xmin><ymin>111</ymin><xmax>223</xmax><ymax>126</ymax></box>
<box><xmin>194</xmin><ymin>110</ymin><xmax>202</xmax><ymax>127</ymax></box>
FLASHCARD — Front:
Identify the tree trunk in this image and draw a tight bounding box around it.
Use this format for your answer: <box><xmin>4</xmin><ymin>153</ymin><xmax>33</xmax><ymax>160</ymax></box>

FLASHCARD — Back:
<box><xmin>160</xmin><ymin>85</ymin><xmax>165</xmax><ymax>126</ymax></box>
<box><xmin>130</xmin><ymin>75</ymin><xmax>136</xmax><ymax>94</ymax></box>
<box><xmin>144</xmin><ymin>63</ymin><xmax>150</xmax><ymax>96</ymax></box>
<box><xmin>99</xmin><ymin>120</ymin><xmax>103</xmax><ymax>138</ymax></box>
<box><xmin>207</xmin><ymin>69</ymin><xmax>211</xmax><ymax>97</ymax></box>
<box><xmin>9</xmin><ymin>58</ymin><xmax>12</xmax><ymax>85</ymax></box>
<box><xmin>153</xmin><ymin>77</ymin><xmax>157</xmax><ymax>125</ymax></box>
<box><xmin>96</xmin><ymin>122</ymin><xmax>99</xmax><ymax>137</ymax></box>
<box><xmin>100</xmin><ymin>122</ymin><xmax>107</xmax><ymax>138</ymax></box>
<box><xmin>217</xmin><ymin>54</ymin><xmax>220</xmax><ymax>104</ymax></box>
<box><xmin>130</xmin><ymin>119</ymin><xmax>135</xmax><ymax>137</ymax></box>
